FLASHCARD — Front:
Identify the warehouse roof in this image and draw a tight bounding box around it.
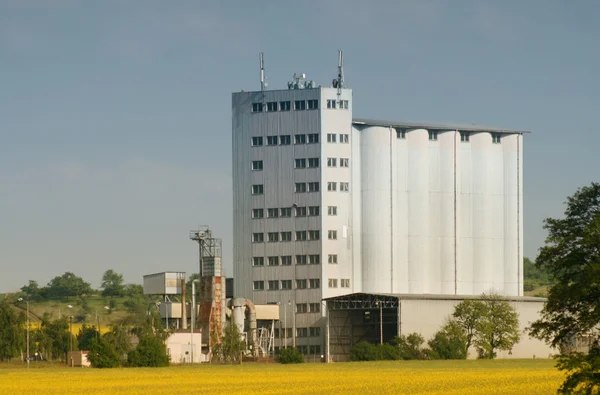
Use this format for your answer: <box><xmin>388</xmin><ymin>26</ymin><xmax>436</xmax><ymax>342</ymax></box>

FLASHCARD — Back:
<box><xmin>352</xmin><ymin>118</ymin><xmax>530</xmax><ymax>134</ymax></box>
<box><xmin>324</xmin><ymin>292</ymin><xmax>545</xmax><ymax>304</ymax></box>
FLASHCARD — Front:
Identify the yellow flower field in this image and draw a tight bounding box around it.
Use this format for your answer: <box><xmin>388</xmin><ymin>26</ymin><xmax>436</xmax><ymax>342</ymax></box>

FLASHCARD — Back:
<box><xmin>0</xmin><ymin>359</ymin><xmax>563</xmax><ymax>395</ymax></box>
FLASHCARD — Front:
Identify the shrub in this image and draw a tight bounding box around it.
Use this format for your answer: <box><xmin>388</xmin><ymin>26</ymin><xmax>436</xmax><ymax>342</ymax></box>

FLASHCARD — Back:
<box><xmin>278</xmin><ymin>347</ymin><xmax>304</xmax><ymax>364</ymax></box>
<box><xmin>391</xmin><ymin>333</ymin><xmax>427</xmax><ymax>360</ymax></box>
<box><xmin>87</xmin><ymin>337</ymin><xmax>121</xmax><ymax>368</ymax></box>
<box><xmin>350</xmin><ymin>341</ymin><xmax>377</xmax><ymax>361</ymax></box>
<box><xmin>428</xmin><ymin>320</ymin><xmax>468</xmax><ymax>360</ymax></box>
<box><xmin>127</xmin><ymin>335</ymin><xmax>169</xmax><ymax>367</ymax></box>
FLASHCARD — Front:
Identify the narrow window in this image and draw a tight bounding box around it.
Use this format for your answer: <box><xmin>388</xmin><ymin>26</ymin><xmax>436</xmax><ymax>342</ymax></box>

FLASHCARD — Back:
<box><xmin>308</xmin><ymin>230</ymin><xmax>320</xmax><ymax>240</ymax></box>
<box><xmin>309</xmin><ymin>278</ymin><xmax>320</xmax><ymax>288</ymax></box>
<box><xmin>428</xmin><ymin>130</ymin><xmax>438</xmax><ymax>141</ymax></box>
<box><xmin>252</xmin><ymin>136</ymin><xmax>263</xmax><ymax>146</ymax></box>
<box><xmin>252</xmin><ymin>103</ymin><xmax>263</xmax><ymax>113</ymax></box>
<box><xmin>266</xmin><ymin>102</ymin><xmax>278</xmax><ymax>112</ymax></box>
<box><xmin>279</xmin><ymin>101</ymin><xmax>291</xmax><ymax>111</ymax></box>
<box><xmin>340</xmin><ymin>158</ymin><xmax>349</xmax><ymax>167</ymax></box>
<box><xmin>267</xmin><ymin>136</ymin><xmax>278</xmax><ymax>145</ymax></box>
<box><xmin>295</xmin><ymin>158</ymin><xmax>306</xmax><ymax>168</ymax></box>
<box><xmin>309</xmin><ymin>304</ymin><xmax>321</xmax><ymax>313</ymax></box>
<box><xmin>279</xmin><ymin>135</ymin><xmax>291</xmax><ymax>145</ymax></box>
<box><xmin>328</xmin><ymin>279</ymin><xmax>338</xmax><ymax>288</ymax></box>
<box><xmin>307</xmin><ymin>99</ymin><xmax>319</xmax><ymax>110</ymax></box>
<box><xmin>328</xmin><ymin>254</ymin><xmax>338</xmax><ymax>264</ymax></box>
<box><xmin>296</xmin><ymin>279</ymin><xmax>307</xmax><ymax>289</ymax></box>
<box><xmin>327</xmin><ymin>182</ymin><xmax>337</xmax><ymax>191</ymax></box>
<box><xmin>280</xmin><ymin>207</ymin><xmax>292</xmax><ymax>217</ymax></box>
<box><xmin>252</xmin><ymin>160</ymin><xmax>263</xmax><ymax>170</ymax></box>
<box><xmin>295</xmin><ymin>134</ymin><xmax>306</xmax><ymax>144</ymax></box>
<box><xmin>327</xmin><ymin>100</ymin><xmax>336</xmax><ymax>109</ymax></box>
<box><xmin>460</xmin><ymin>131</ymin><xmax>470</xmax><ymax>142</ymax></box>
<box><xmin>340</xmin><ymin>134</ymin><xmax>349</xmax><ymax>143</ymax></box>
<box><xmin>281</xmin><ymin>256</ymin><xmax>292</xmax><ymax>266</ymax></box>
<box><xmin>253</xmin><ymin>281</ymin><xmax>264</xmax><ymax>290</ymax></box>
<box><xmin>340</xmin><ymin>182</ymin><xmax>349</xmax><ymax>192</ymax></box>
<box><xmin>281</xmin><ymin>279</ymin><xmax>292</xmax><ymax>289</ymax></box>
<box><xmin>296</xmin><ymin>255</ymin><xmax>307</xmax><ymax>265</ymax></box>
<box><xmin>327</xmin><ymin>206</ymin><xmax>337</xmax><ymax>216</ymax></box>
<box><xmin>252</xmin><ymin>233</ymin><xmax>263</xmax><ymax>243</ymax></box>
<box><xmin>328</xmin><ymin>230</ymin><xmax>337</xmax><ymax>240</ymax></box>
<box><xmin>308</xmin><ymin>158</ymin><xmax>319</xmax><ymax>168</ymax></box>
<box><xmin>296</xmin><ymin>303</ymin><xmax>308</xmax><ymax>313</ymax></box>
<box><xmin>308</xmin><ymin>255</ymin><xmax>320</xmax><ymax>265</ymax></box>
<box><xmin>309</xmin><ymin>206</ymin><xmax>320</xmax><ymax>216</ymax></box>
<box><xmin>268</xmin><ymin>256</ymin><xmax>279</xmax><ymax>266</ymax></box>
<box><xmin>492</xmin><ymin>132</ymin><xmax>502</xmax><ymax>144</ymax></box>
<box><xmin>267</xmin><ymin>208</ymin><xmax>279</xmax><ymax>218</ymax></box>
<box><xmin>252</xmin><ymin>208</ymin><xmax>264</xmax><ymax>219</ymax></box>
<box><xmin>252</xmin><ymin>184</ymin><xmax>264</xmax><ymax>195</ymax></box>
<box><xmin>281</xmin><ymin>231</ymin><xmax>292</xmax><ymax>242</ymax></box>
<box><xmin>327</xmin><ymin>158</ymin><xmax>337</xmax><ymax>167</ymax></box>
<box><xmin>295</xmin><ymin>206</ymin><xmax>307</xmax><ymax>217</ymax></box>
<box><xmin>296</xmin><ymin>231</ymin><xmax>307</xmax><ymax>241</ymax></box>
<box><xmin>295</xmin><ymin>182</ymin><xmax>307</xmax><ymax>193</ymax></box>
<box><xmin>308</xmin><ymin>182</ymin><xmax>319</xmax><ymax>192</ymax></box>
<box><xmin>327</xmin><ymin>133</ymin><xmax>337</xmax><ymax>143</ymax></box>
<box><xmin>307</xmin><ymin>134</ymin><xmax>319</xmax><ymax>144</ymax></box>
<box><xmin>268</xmin><ymin>280</ymin><xmax>279</xmax><ymax>290</ymax></box>
<box><xmin>267</xmin><ymin>232</ymin><xmax>279</xmax><ymax>242</ymax></box>
<box><xmin>396</xmin><ymin>129</ymin><xmax>406</xmax><ymax>139</ymax></box>
<box><xmin>253</xmin><ymin>257</ymin><xmax>264</xmax><ymax>266</ymax></box>
<box><xmin>294</xmin><ymin>100</ymin><xmax>306</xmax><ymax>110</ymax></box>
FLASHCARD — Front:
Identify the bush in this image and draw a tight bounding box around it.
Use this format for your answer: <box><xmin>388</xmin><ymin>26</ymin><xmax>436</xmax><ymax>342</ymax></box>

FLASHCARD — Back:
<box><xmin>278</xmin><ymin>347</ymin><xmax>304</xmax><ymax>364</ymax></box>
<box><xmin>350</xmin><ymin>342</ymin><xmax>401</xmax><ymax>361</ymax></box>
<box><xmin>391</xmin><ymin>333</ymin><xmax>427</xmax><ymax>360</ymax></box>
<box><xmin>127</xmin><ymin>335</ymin><xmax>169</xmax><ymax>367</ymax></box>
<box><xmin>87</xmin><ymin>337</ymin><xmax>121</xmax><ymax>368</ymax></box>
<box><xmin>428</xmin><ymin>320</ymin><xmax>467</xmax><ymax>360</ymax></box>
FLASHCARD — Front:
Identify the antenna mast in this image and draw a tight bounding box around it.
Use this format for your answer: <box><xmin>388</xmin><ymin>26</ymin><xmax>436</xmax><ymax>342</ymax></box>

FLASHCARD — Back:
<box><xmin>259</xmin><ymin>52</ymin><xmax>267</xmax><ymax>96</ymax></box>
<box><xmin>336</xmin><ymin>50</ymin><xmax>345</xmax><ymax>99</ymax></box>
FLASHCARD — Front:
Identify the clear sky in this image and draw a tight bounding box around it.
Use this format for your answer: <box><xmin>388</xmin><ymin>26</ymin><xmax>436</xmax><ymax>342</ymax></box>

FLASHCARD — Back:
<box><xmin>1</xmin><ymin>0</ymin><xmax>599</xmax><ymax>293</ymax></box>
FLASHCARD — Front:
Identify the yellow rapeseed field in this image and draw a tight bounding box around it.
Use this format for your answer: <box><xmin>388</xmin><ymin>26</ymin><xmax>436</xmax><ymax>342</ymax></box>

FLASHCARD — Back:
<box><xmin>0</xmin><ymin>359</ymin><xmax>563</xmax><ymax>395</ymax></box>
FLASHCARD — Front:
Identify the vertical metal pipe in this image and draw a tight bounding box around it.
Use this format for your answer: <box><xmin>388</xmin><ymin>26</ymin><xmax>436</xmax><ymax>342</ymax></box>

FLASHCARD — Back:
<box><xmin>181</xmin><ymin>279</ymin><xmax>187</xmax><ymax>330</ymax></box>
<box><xmin>379</xmin><ymin>303</ymin><xmax>383</xmax><ymax>345</ymax></box>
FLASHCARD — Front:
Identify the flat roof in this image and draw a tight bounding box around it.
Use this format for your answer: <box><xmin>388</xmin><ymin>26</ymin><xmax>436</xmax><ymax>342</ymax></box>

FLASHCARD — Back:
<box><xmin>324</xmin><ymin>292</ymin><xmax>546</xmax><ymax>303</ymax></box>
<box><xmin>353</xmin><ymin>118</ymin><xmax>529</xmax><ymax>134</ymax></box>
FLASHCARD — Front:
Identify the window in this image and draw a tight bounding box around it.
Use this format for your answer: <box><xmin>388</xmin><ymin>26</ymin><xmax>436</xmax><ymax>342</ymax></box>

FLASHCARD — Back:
<box><xmin>309</xmin><ymin>206</ymin><xmax>320</xmax><ymax>216</ymax></box>
<box><xmin>252</xmin><ymin>184</ymin><xmax>264</xmax><ymax>195</ymax></box>
<box><xmin>267</xmin><ymin>208</ymin><xmax>278</xmax><ymax>218</ymax></box>
<box><xmin>340</xmin><ymin>133</ymin><xmax>349</xmax><ymax>143</ymax></box>
<box><xmin>340</xmin><ymin>158</ymin><xmax>349</xmax><ymax>167</ymax></box>
<box><xmin>252</xmin><ymin>209</ymin><xmax>264</xmax><ymax>219</ymax></box>
<box><xmin>281</xmin><ymin>279</ymin><xmax>292</xmax><ymax>289</ymax></box>
<box><xmin>252</xmin><ymin>103</ymin><xmax>263</xmax><ymax>112</ymax></box>
<box><xmin>252</xmin><ymin>160</ymin><xmax>263</xmax><ymax>170</ymax></box>
<box><xmin>281</xmin><ymin>256</ymin><xmax>292</xmax><ymax>266</ymax></box>
<box><xmin>309</xmin><ymin>279</ymin><xmax>320</xmax><ymax>289</ymax></box>
<box><xmin>429</xmin><ymin>130</ymin><xmax>438</xmax><ymax>141</ymax></box>
<box><xmin>309</xmin><ymin>303</ymin><xmax>321</xmax><ymax>313</ymax></box>
<box><xmin>461</xmin><ymin>131</ymin><xmax>470</xmax><ymax>142</ymax></box>
<box><xmin>296</xmin><ymin>255</ymin><xmax>307</xmax><ymax>265</ymax></box>
<box><xmin>328</xmin><ymin>230</ymin><xmax>337</xmax><ymax>240</ymax></box>
<box><xmin>281</xmin><ymin>231</ymin><xmax>292</xmax><ymax>242</ymax></box>
<box><xmin>341</xmin><ymin>279</ymin><xmax>350</xmax><ymax>288</ymax></box>
<box><xmin>310</xmin><ymin>345</ymin><xmax>321</xmax><ymax>354</ymax></box>
<box><xmin>340</xmin><ymin>182</ymin><xmax>349</xmax><ymax>192</ymax></box>
<box><xmin>268</xmin><ymin>280</ymin><xmax>279</xmax><ymax>290</ymax></box>
<box><xmin>294</xmin><ymin>134</ymin><xmax>306</xmax><ymax>144</ymax></box>
<box><xmin>253</xmin><ymin>257</ymin><xmax>264</xmax><ymax>266</ymax></box>
<box><xmin>253</xmin><ymin>281</ymin><xmax>264</xmax><ymax>290</ymax></box>
<box><xmin>252</xmin><ymin>233</ymin><xmax>263</xmax><ymax>243</ymax></box>
<box><xmin>294</xmin><ymin>100</ymin><xmax>306</xmax><ymax>110</ymax></box>
<box><xmin>327</xmin><ymin>133</ymin><xmax>337</xmax><ymax>143</ymax></box>
<box><xmin>267</xmin><ymin>135</ymin><xmax>278</xmax><ymax>145</ymax></box>
<box><xmin>308</xmin><ymin>158</ymin><xmax>319</xmax><ymax>168</ymax></box>
<box><xmin>307</xmin><ymin>99</ymin><xmax>319</xmax><ymax>110</ymax></box>
<box><xmin>308</xmin><ymin>230</ymin><xmax>320</xmax><ymax>240</ymax></box>
<box><xmin>294</xmin><ymin>158</ymin><xmax>306</xmax><ymax>169</ymax></box>
<box><xmin>308</xmin><ymin>182</ymin><xmax>320</xmax><ymax>192</ymax></box>
<box><xmin>328</xmin><ymin>279</ymin><xmax>338</xmax><ymax>288</ymax></box>
<box><xmin>279</xmin><ymin>101</ymin><xmax>291</xmax><ymax>111</ymax></box>
<box><xmin>328</xmin><ymin>254</ymin><xmax>338</xmax><ymax>264</ymax></box>
<box><xmin>268</xmin><ymin>256</ymin><xmax>279</xmax><ymax>266</ymax></box>
<box><xmin>327</xmin><ymin>182</ymin><xmax>337</xmax><ymax>191</ymax></box>
<box><xmin>296</xmin><ymin>231</ymin><xmax>307</xmax><ymax>241</ymax></box>
<box><xmin>296</xmin><ymin>279</ymin><xmax>307</xmax><ymax>289</ymax></box>
<box><xmin>280</xmin><ymin>135</ymin><xmax>291</xmax><ymax>145</ymax></box>
<box><xmin>266</xmin><ymin>102</ymin><xmax>278</xmax><ymax>112</ymax></box>
<box><xmin>328</xmin><ymin>206</ymin><xmax>337</xmax><ymax>216</ymax></box>
<box><xmin>296</xmin><ymin>327</ymin><xmax>308</xmax><ymax>337</ymax></box>
<box><xmin>310</xmin><ymin>327</ymin><xmax>321</xmax><ymax>337</ymax></box>
<box><xmin>492</xmin><ymin>133</ymin><xmax>502</xmax><ymax>144</ymax></box>
<box><xmin>252</xmin><ymin>136</ymin><xmax>263</xmax><ymax>146</ymax></box>
<box><xmin>296</xmin><ymin>303</ymin><xmax>308</xmax><ymax>313</ymax></box>
<box><xmin>327</xmin><ymin>99</ymin><xmax>336</xmax><ymax>109</ymax></box>
<box><xmin>341</xmin><ymin>100</ymin><xmax>349</xmax><ymax>109</ymax></box>
<box><xmin>295</xmin><ymin>182</ymin><xmax>306</xmax><ymax>193</ymax></box>
<box><xmin>327</xmin><ymin>158</ymin><xmax>337</xmax><ymax>167</ymax></box>
<box><xmin>268</xmin><ymin>232</ymin><xmax>279</xmax><ymax>242</ymax></box>
<box><xmin>309</xmin><ymin>254</ymin><xmax>320</xmax><ymax>265</ymax></box>
<box><xmin>396</xmin><ymin>129</ymin><xmax>406</xmax><ymax>139</ymax></box>
<box><xmin>295</xmin><ymin>206</ymin><xmax>307</xmax><ymax>217</ymax></box>
<box><xmin>280</xmin><ymin>207</ymin><xmax>292</xmax><ymax>217</ymax></box>
<box><xmin>307</xmin><ymin>133</ymin><xmax>319</xmax><ymax>144</ymax></box>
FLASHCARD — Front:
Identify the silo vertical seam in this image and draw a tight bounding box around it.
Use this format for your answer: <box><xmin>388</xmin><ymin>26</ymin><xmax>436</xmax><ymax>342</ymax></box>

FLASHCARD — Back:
<box><xmin>389</xmin><ymin>127</ymin><xmax>394</xmax><ymax>293</ymax></box>
<box><xmin>454</xmin><ymin>131</ymin><xmax>458</xmax><ymax>295</ymax></box>
<box><xmin>517</xmin><ymin>134</ymin><xmax>521</xmax><ymax>296</ymax></box>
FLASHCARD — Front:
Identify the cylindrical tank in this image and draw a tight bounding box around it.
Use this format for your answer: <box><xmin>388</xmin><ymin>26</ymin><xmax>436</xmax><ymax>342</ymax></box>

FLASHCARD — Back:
<box><xmin>232</xmin><ymin>298</ymin><xmax>245</xmax><ymax>334</ymax></box>
<box><xmin>502</xmin><ymin>133</ymin><xmax>520</xmax><ymax>296</ymax></box>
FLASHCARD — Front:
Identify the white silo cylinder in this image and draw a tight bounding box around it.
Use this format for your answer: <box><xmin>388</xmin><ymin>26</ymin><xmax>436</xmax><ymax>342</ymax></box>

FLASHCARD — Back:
<box><xmin>438</xmin><ymin>131</ymin><xmax>456</xmax><ymax>294</ymax></box>
<box><xmin>392</xmin><ymin>129</ymin><xmax>409</xmax><ymax>293</ymax></box>
<box><xmin>502</xmin><ymin>134</ymin><xmax>520</xmax><ymax>296</ymax></box>
<box><xmin>456</xmin><ymin>133</ymin><xmax>473</xmax><ymax>295</ymax></box>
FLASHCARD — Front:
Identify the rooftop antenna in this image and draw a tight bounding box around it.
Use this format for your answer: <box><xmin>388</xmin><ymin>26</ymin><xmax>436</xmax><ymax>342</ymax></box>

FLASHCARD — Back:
<box><xmin>259</xmin><ymin>52</ymin><xmax>267</xmax><ymax>96</ymax></box>
<box><xmin>334</xmin><ymin>50</ymin><xmax>345</xmax><ymax>99</ymax></box>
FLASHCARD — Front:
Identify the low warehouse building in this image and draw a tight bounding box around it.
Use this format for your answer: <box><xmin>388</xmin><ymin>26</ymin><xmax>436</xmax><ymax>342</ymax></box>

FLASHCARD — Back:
<box><xmin>324</xmin><ymin>293</ymin><xmax>554</xmax><ymax>361</ymax></box>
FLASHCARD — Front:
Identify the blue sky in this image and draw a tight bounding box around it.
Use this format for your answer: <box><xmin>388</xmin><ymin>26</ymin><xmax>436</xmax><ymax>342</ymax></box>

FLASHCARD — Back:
<box><xmin>1</xmin><ymin>0</ymin><xmax>599</xmax><ymax>292</ymax></box>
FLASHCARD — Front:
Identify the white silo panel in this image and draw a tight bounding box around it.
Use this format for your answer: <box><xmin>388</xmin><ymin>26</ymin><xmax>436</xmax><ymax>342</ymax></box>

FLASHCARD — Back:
<box><xmin>427</xmin><ymin>138</ymin><xmax>442</xmax><ymax>293</ymax></box>
<box><xmin>456</xmin><ymin>137</ymin><xmax>473</xmax><ymax>294</ymax></box>
<box><xmin>406</xmin><ymin>129</ymin><xmax>429</xmax><ymax>293</ymax></box>
<box><xmin>361</xmin><ymin>126</ymin><xmax>392</xmax><ymax>293</ymax></box>
<box><xmin>502</xmin><ymin>134</ymin><xmax>519</xmax><ymax>296</ymax></box>
<box><xmin>518</xmin><ymin>134</ymin><xmax>524</xmax><ymax>296</ymax></box>
<box><xmin>351</xmin><ymin>125</ymin><xmax>363</xmax><ymax>291</ymax></box>
<box><xmin>439</xmin><ymin>131</ymin><xmax>457</xmax><ymax>294</ymax></box>
<box><xmin>393</xmin><ymin>132</ymin><xmax>410</xmax><ymax>293</ymax></box>
<box><xmin>470</xmin><ymin>132</ymin><xmax>493</xmax><ymax>294</ymax></box>
<box><xmin>489</xmin><ymin>143</ymin><xmax>505</xmax><ymax>292</ymax></box>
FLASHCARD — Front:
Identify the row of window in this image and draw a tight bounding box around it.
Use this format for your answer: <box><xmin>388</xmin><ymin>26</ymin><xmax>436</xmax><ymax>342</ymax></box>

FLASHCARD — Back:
<box><xmin>274</xmin><ymin>345</ymin><xmax>322</xmax><ymax>355</ymax></box>
<box><xmin>253</xmin><ymin>279</ymin><xmax>320</xmax><ymax>290</ymax></box>
<box><xmin>252</xmin><ymin>230</ymin><xmax>322</xmax><ymax>242</ymax></box>
<box><xmin>251</xmin><ymin>133</ymin><xmax>349</xmax><ymax>147</ymax></box>
<box><xmin>326</xmin><ymin>157</ymin><xmax>349</xmax><ymax>167</ymax></box>
<box><xmin>252</xmin><ymin>157</ymin><xmax>333</xmax><ymax>171</ymax></box>
<box><xmin>253</xmin><ymin>278</ymin><xmax>349</xmax><ymax>290</ymax></box>
<box><xmin>252</xmin><ymin>99</ymin><xmax>349</xmax><ymax>113</ymax></box>
<box><xmin>252</xmin><ymin>205</ymin><xmax>338</xmax><ymax>218</ymax></box>
<box><xmin>396</xmin><ymin>129</ymin><xmax>502</xmax><ymax>144</ymax></box>
<box><xmin>252</xmin><ymin>229</ymin><xmax>341</xmax><ymax>242</ymax></box>
<box><xmin>274</xmin><ymin>327</ymin><xmax>321</xmax><ymax>338</ymax></box>
<box><xmin>252</xmin><ymin>254</ymin><xmax>339</xmax><ymax>266</ymax></box>
<box><xmin>252</xmin><ymin>182</ymin><xmax>350</xmax><ymax>195</ymax></box>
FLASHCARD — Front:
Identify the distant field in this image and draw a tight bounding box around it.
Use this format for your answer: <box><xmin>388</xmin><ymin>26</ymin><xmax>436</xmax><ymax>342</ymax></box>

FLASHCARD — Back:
<box><xmin>0</xmin><ymin>359</ymin><xmax>562</xmax><ymax>394</ymax></box>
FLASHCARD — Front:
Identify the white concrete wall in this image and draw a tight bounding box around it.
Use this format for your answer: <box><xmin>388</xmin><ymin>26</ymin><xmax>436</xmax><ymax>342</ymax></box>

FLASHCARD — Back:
<box><xmin>166</xmin><ymin>333</ymin><xmax>203</xmax><ymax>363</ymax></box>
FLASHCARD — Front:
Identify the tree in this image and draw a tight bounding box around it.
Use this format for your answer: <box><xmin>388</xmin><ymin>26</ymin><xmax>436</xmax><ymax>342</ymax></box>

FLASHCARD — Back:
<box><xmin>34</xmin><ymin>317</ymin><xmax>77</xmax><ymax>361</ymax></box>
<box><xmin>103</xmin><ymin>324</ymin><xmax>133</xmax><ymax>358</ymax></box>
<box><xmin>428</xmin><ymin>319</ymin><xmax>468</xmax><ymax>360</ymax></box>
<box><xmin>213</xmin><ymin>321</ymin><xmax>246</xmax><ymax>363</ymax></box>
<box><xmin>278</xmin><ymin>347</ymin><xmax>304</xmax><ymax>364</ymax></box>
<box><xmin>45</xmin><ymin>272</ymin><xmax>93</xmax><ymax>299</ymax></box>
<box><xmin>20</xmin><ymin>280</ymin><xmax>43</xmax><ymax>302</ymax></box>
<box><xmin>76</xmin><ymin>324</ymin><xmax>100</xmax><ymax>351</ymax></box>
<box><xmin>0</xmin><ymin>300</ymin><xmax>25</xmax><ymax>361</ymax></box>
<box><xmin>474</xmin><ymin>294</ymin><xmax>520</xmax><ymax>359</ymax></box>
<box><xmin>391</xmin><ymin>333</ymin><xmax>426</xmax><ymax>360</ymax></box>
<box><xmin>452</xmin><ymin>299</ymin><xmax>486</xmax><ymax>352</ymax></box>
<box><xmin>87</xmin><ymin>336</ymin><xmax>121</xmax><ymax>368</ymax></box>
<box><xmin>101</xmin><ymin>270</ymin><xmax>125</xmax><ymax>298</ymax></box>
<box><xmin>528</xmin><ymin>182</ymin><xmax>600</xmax><ymax>393</ymax></box>
<box><xmin>127</xmin><ymin>335</ymin><xmax>169</xmax><ymax>367</ymax></box>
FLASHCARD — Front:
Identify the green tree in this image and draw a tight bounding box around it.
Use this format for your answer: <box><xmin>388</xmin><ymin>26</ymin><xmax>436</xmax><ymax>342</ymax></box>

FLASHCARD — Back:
<box><xmin>127</xmin><ymin>335</ymin><xmax>169</xmax><ymax>367</ymax></box>
<box><xmin>474</xmin><ymin>294</ymin><xmax>520</xmax><ymax>359</ymax></box>
<box><xmin>101</xmin><ymin>270</ymin><xmax>125</xmax><ymax>298</ymax></box>
<box><xmin>87</xmin><ymin>336</ymin><xmax>121</xmax><ymax>368</ymax></box>
<box><xmin>278</xmin><ymin>347</ymin><xmax>304</xmax><ymax>364</ymax></box>
<box><xmin>0</xmin><ymin>300</ymin><xmax>25</xmax><ymax>361</ymax></box>
<box><xmin>213</xmin><ymin>321</ymin><xmax>246</xmax><ymax>363</ymax></box>
<box><xmin>76</xmin><ymin>324</ymin><xmax>100</xmax><ymax>351</ymax></box>
<box><xmin>20</xmin><ymin>280</ymin><xmax>43</xmax><ymax>302</ymax></box>
<box><xmin>452</xmin><ymin>299</ymin><xmax>486</xmax><ymax>352</ymax></box>
<box><xmin>391</xmin><ymin>333</ymin><xmax>426</xmax><ymax>360</ymax></box>
<box><xmin>35</xmin><ymin>317</ymin><xmax>77</xmax><ymax>362</ymax></box>
<box><xmin>528</xmin><ymin>182</ymin><xmax>600</xmax><ymax>394</ymax></box>
<box><xmin>45</xmin><ymin>272</ymin><xmax>93</xmax><ymax>299</ymax></box>
<box><xmin>428</xmin><ymin>319</ymin><xmax>468</xmax><ymax>360</ymax></box>
<box><xmin>103</xmin><ymin>324</ymin><xmax>133</xmax><ymax>358</ymax></box>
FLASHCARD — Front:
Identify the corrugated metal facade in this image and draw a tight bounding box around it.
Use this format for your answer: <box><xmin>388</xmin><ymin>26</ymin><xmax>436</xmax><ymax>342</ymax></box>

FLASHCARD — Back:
<box><xmin>232</xmin><ymin>86</ymin><xmax>524</xmax><ymax>352</ymax></box>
